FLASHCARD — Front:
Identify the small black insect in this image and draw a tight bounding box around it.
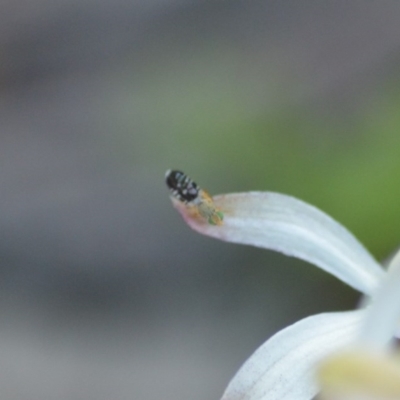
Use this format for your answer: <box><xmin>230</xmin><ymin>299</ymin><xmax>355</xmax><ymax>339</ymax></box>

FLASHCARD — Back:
<box><xmin>165</xmin><ymin>169</ymin><xmax>224</xmax><ymax>225</ymax></box>
<box><xmin>165</xmin><ymin>170</ymin><xmax>199</xmax><ymax>203</ymax></box>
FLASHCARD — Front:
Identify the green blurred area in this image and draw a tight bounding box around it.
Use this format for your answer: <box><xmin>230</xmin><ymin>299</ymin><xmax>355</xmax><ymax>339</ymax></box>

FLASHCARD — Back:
<box><xmin>111</xmin><ymin>59</ymin><xmax>400</xmax><ymax>260</ymax></box>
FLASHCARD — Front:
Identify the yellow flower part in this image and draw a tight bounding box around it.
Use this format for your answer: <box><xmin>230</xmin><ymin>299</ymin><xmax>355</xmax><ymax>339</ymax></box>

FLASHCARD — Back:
<box><xmin>318</xmin><ymin>350</ymin><xmax>400</xmax><ymax>400</ymax></box>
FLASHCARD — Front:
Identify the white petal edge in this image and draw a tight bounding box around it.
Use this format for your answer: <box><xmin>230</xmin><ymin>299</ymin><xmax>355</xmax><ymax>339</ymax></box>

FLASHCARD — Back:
<box><xmin>221</xmin><ymin>310</ymin><xmax>364</xmax><ymax>400</ymax></box>
<box><xmin>359</xmin><ymin>249</ymin><xmax>400</xmax><ymax>348</ymax></box>
<box><xmin>181</xmin><ymin>192</ymin><xmax>384</xmax><ymax>295</ymax></box>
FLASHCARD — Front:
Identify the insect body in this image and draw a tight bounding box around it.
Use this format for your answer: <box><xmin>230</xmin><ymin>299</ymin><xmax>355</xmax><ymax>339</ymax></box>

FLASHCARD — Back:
<box><xmin>165</xmin><ymin>170</ymin><xmax>224</xmax><ymax>226</ymax></box>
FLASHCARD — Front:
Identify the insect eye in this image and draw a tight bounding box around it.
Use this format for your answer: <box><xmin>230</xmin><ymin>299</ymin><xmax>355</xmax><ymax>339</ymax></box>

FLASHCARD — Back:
<box><xmin>165</xmin><ymin>170</ymin><xmax>184</xmax><ymax>190</ymax></box>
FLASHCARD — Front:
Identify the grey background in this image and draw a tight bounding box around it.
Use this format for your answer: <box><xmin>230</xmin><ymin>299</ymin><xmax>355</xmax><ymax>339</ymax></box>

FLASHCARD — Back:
<box><xmin>0</xmin><ymin>1</ymin><xmax>399</xmax><ymax>399</ymax></box>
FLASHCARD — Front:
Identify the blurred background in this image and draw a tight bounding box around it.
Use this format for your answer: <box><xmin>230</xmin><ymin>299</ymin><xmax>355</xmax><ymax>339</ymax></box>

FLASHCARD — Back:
<box><xmin>1</xmin><ymin>1</ymin><xmax>400</xmax><ymax>399</ymax></box>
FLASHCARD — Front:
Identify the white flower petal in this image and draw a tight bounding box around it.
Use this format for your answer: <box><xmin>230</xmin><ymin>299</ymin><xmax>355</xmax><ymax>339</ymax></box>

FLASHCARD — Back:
<box><xmin>221</xmin><ymin>311</ymin><xmax>363</xmax><ymax>400</ymax></box>
<box><xmin>178</xmin><ymin>192</ymin><xmax>383</xmax><ymax>294</ymax></box>
<box><xmin>359</xmin><ymin>249</ymin><xmax>400</xmax><ymax>348</ymax></box>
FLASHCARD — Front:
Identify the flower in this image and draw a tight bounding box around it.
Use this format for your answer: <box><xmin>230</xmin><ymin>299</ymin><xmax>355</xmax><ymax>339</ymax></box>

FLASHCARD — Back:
<box><xmin>168</xmin><ymin>189</ymin><xmax>388</xmax><ymax>400</ymax></box>
<box><xmin>317</xmin><ymin>250</ymin><xmax>400</xmax><ymax>400</ymax></box>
